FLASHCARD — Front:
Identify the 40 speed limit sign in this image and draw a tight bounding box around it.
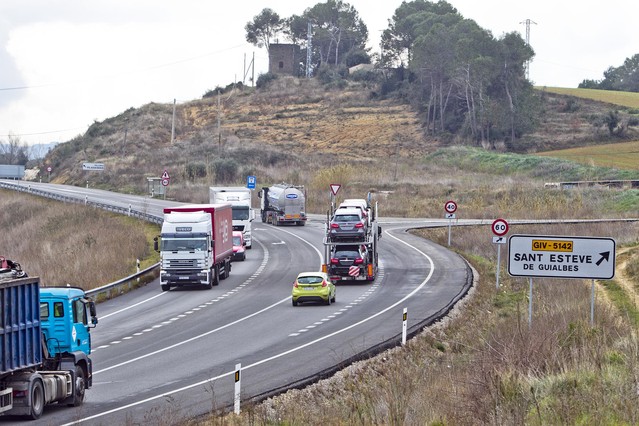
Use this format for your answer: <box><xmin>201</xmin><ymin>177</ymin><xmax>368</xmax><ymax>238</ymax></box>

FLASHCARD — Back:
<box><xmin>491</xmin><ymin>218</ymin><xmax>509</xmax><ymax>236</ymax></box>
<box><xmin>444</xmin><ymin>200</ymin><xmax>457</xmax><ymax>213</ymax></box>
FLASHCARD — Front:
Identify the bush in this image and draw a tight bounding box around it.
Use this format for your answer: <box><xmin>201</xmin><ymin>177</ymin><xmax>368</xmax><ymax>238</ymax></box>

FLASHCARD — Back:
<box><xmin>212</xmin><ymin>158</ymin><xmax>239</xmax><ymax>182</ymax></box>
<box><xmin>184</xmin><ymin>163</ymin><xmax>207</xmax><ymax>181</ymax></box>
<box><xmin>256</xmin><ymin>72</ymin><xmax>278</xmax><ymax>89</ymax></box>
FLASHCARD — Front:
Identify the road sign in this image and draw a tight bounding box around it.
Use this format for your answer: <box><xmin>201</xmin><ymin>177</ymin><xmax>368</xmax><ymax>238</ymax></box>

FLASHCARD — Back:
<box><xmin>161</xmin><ymin>170</ymin><xmax>170</xmax><ymax>180</ymax></box>
<box><xmin>445</xmin><ymin>213</ymin><xmax>455</xmax><ymax>219</ymax></box>
<box><xmin>491</xmin><ymin>218</ymin><xmax>509</xmax><ymax>236</ymax></box>
<box><xmin>330</xmin><ymin>184</ymin><xmax>341</xmax><ymax>196</ymax></box>
<box><xmin>247</xmin><ymin>175</ymin><xmax>256</xmax><ymax>189</ymax></box>
<box><xmin>47</xmin><ymin>166</ymin><xmax>52</xmax><ymax>172</ymax></box>
<box><xmin>444</xmin><ymin>200</ymin><xmax>457</xmax><ymax>213</ymax></box>
<box><xmin>508</xmin><ymin>235</ymin><xmax>615</xmax><ymax>279</ymax></box>
<box><xmin>493</xmin><ymin>236</ymin><xmax>507</xmax><ymax>244</ymax></box>
<box><xmin>161</xmin><ymin>178</ymin><xmax>170</xmax><ymax>186</ymax></box>
<box><xmin>82</xmin><ymin>162</ymin><xmax>105</xmax><ymax>171</ymax></box>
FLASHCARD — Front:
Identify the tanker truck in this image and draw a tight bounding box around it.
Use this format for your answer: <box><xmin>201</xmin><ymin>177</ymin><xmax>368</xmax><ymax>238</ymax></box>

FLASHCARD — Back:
<box><xmin>0</xmin><ymin>275</ymin><xmax>98</xmax><ymax>420</ymax></box>
<box><xmin>258</xmin><ymin>183</ymin><xmax>307</xmax><ymax>226</ymax></box>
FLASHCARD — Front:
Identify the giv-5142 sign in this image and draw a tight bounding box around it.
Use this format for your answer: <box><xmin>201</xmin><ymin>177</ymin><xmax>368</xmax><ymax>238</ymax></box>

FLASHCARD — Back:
<box><xmin>508</xmin><ymin>234</ymin><xmax>615</xmax><ymax>279</ymax></box>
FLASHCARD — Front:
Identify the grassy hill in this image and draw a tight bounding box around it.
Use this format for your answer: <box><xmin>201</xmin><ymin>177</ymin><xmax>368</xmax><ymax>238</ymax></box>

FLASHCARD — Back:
<box><xmin>24</xmin><ymin>76</ymin><xmax>639</xmax><ymax>424</ymax></box>
<box><xmin>40</xmin><ymin>77</ymin><xmax>639</xmax><ymax>217</ymax></box>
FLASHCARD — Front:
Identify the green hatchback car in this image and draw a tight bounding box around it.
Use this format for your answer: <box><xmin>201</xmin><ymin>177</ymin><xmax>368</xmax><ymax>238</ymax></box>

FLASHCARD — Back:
<box><xmin>292</xmin><ymin>271</ymin><xmax>336</xmax><ymax>306</ymax></box>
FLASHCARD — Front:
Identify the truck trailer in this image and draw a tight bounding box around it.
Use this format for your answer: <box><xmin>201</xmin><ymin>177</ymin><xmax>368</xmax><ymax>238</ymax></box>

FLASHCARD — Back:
<box><xmin>209</xmin><ymin>186</ymin><xmax>254</xmax><ymax>249</ymax></box>
<box><xmin>0</xmin><ymin>276</ymin><xmax>98</xmax><ymax>420</ymax></box>
<box><xmin>259</xmin><ymin>184</ymin><xmax>307</xmax><ymax>226</ymax></box>
<box><xmin>155</xmin><ymin>204</ymin><xmax>234</xmax><ymax>291</ymax></box>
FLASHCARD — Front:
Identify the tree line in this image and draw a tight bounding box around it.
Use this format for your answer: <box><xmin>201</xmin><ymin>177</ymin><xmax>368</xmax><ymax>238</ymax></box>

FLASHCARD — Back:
<box><xmin>246</xmin><ymin>0</ymin><xmax>539</xmax><ymax>148</ymax></box>
<box><xmin>579</xmin><ymin>53</ymin><xmax>639</xmax><ymax>92</ymax></box>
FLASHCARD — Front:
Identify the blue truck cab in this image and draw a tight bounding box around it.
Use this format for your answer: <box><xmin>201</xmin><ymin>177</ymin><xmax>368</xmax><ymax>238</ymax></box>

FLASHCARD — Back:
<box><xmin>40</xmin><ymin>286</ymin><xmax>97</xmax><ymax>357</ymax></box>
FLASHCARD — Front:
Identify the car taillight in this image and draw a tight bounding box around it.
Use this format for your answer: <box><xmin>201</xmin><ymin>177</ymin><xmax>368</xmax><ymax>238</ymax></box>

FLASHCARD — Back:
<box><xmin>330</xmin><ymin>258</ymin><xmax>339</xmax><ymax>264</ymax></box>
<box><xmin>355</xmin><ymin>223</ymin><xmax>364</xmax><ymax>228</ymax></box>
<box><xmin>322</xmin><ymin>280</ymin><xmax>328</xmax><ymax>287</ymax></box>
<box><xmin>354</xmin><ymin>258</ymin><xmax>364</xmax><ymax>264</ymax></box>
<box><xmin>330</xmin><ymin>223</ymin><xmax>340</xmax><ymax>229</ymax></box>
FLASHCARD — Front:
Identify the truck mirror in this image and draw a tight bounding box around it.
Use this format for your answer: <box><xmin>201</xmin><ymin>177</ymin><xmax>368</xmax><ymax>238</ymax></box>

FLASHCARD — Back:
<box><xmin>88</xmin><ymin>301</ymin><xmax>98</xmax><ymax>327</ymax></box>
<box><xmin>153</xmin><ymin>237</ymin><xmax>159</xmax><ymax>252</ymax></box>
<box><xmin>211</xmin><ymin>240</ymin><xmax>215</xmax><ymax>249</ymax></box>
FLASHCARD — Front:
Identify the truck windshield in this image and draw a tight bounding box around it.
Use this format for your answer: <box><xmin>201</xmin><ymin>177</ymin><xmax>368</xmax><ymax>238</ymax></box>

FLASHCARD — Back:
<box><xmin>161</xmin><ymin>238</ymin><xmax>208</xmax><ymax>251</ymax></box>
<box><xmin>232</xmin><ymin>206</ymin><xmax>250</xmax><ymax>221</ymax></box>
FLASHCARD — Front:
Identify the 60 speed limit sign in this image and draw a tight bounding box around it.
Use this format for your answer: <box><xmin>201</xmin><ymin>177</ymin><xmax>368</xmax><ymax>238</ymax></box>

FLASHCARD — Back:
<box><xmin>491</xmin><ymin>218</ymin><xmax>509</xmax><ymax>236</ymax></box>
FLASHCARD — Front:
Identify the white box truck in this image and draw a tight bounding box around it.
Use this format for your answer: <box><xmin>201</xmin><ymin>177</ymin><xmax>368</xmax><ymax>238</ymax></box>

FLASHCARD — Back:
<box><xmin>209</xmin><ymin>187</ymin><xmax>254</xmax><ymax>249</ymax></box>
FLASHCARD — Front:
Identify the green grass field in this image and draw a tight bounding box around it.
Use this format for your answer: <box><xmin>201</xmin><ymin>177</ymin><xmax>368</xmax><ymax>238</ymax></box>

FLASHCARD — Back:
<box><xmin>535</xmin><ymin>87</ymin><xmax>639</xmax><ymax>170</ymax></box>
<box><xmin>537</xmin><ymin>140</ymin><xmax>639</xmax><ymax>171</ymax></box>
<box><xmin>537</xmin><ymin>86</ymin><xmax>639</xmax><ymax>109</ymax></box>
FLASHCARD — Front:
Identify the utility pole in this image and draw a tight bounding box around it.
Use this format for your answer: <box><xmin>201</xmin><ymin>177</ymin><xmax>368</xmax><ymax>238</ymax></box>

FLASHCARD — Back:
<box><xmin>520</xmin><ymin>18</ymin><xmax>537</xmax><ymax>80</ymax></box>
<box><xmin>217</xmin><ymin>91</ymin><xmax>221</xmax><ymax>148</ymax></box>
<box><xmin>171</xmin><ymin>98</ymin><xmax>176</xmax><ymax>144</ymax></box>
<box><xmin>306</xmin><ymin>20</ymin><xmax>313</xmax><ymax>78</ymax></box>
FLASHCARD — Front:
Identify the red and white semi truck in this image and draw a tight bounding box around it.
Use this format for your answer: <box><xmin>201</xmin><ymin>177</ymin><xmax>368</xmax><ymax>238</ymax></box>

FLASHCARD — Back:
<box><xmin>155</xmin><ymin>204</ymin><xmax>234</xmax><ymax>291</ymax></box>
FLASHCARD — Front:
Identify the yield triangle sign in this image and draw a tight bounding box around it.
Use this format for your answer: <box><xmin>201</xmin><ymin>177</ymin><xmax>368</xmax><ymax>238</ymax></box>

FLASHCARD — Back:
<box><xmin>330</xmin><ymin>183</ymin><xmax>341</xmax><ymax>196</ymax></box>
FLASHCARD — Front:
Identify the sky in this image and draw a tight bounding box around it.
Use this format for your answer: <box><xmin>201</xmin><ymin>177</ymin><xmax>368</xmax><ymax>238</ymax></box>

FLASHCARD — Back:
<box><xmin>0</xmin><ymin>0</ymin><xmax>636</xmax><ymax>146</ymax></box>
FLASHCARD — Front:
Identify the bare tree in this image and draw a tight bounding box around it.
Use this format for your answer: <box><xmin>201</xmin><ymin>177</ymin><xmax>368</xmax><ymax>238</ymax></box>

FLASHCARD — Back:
<box><xmin>0</xmin><ymin>134</ymin><xmax>29</xmax><ymax>165</ymax></box>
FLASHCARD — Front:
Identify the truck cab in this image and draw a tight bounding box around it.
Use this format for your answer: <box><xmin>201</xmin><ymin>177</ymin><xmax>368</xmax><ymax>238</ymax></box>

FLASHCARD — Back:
<box><xmin>40</xmin><ymin>287</ymin><xmax>98</xmax><ymax>357</ymax></box>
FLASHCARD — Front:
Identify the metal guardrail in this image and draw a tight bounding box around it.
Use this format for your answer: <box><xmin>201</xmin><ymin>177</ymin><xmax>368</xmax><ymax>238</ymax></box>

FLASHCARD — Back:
<box><xmin>0</xmin><ymin>181</ymin><xmax>163</xmax><ymax>299</ymax></box>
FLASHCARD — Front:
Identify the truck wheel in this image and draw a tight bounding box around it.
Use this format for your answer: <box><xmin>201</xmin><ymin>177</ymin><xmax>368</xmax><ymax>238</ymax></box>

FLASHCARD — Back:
<box><xmin>161</xmin><ymin>284</ymin><xmax>170</xmax><ymax>292</ymax></box>
<box><xmin>221</xmin><ymin>259</ymin><xmax>230</xmax><ymax>279</ymax></box>
<box><xmin>211</xmin><ymin>266</ymin><xmax>220</xmax><ymax>287</ymax></box>
<box><xmin>28</xmin><ymin>379</ymin><xmax>44</xmax><ymax>420</ymax></box>
<box><xmin>68</xmin><ymin>366</ymin><xmax>86</xmax><ymax>407</ymax></box>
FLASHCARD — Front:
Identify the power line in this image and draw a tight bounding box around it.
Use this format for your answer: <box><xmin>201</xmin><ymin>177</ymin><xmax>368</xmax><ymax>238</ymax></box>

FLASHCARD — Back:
<box><xmin>0</xmin><ymin>127</ymin><xmax>84</xmax><ymax>138</ymax></box>
<box><xmin>0</xmin><ymin>43</ymin><xmax>247</xmax><ymax>92</ymax></box>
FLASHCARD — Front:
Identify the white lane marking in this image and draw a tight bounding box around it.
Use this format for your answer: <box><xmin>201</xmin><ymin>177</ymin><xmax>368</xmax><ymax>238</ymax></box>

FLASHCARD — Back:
<box><xmin>70</xmin><ymin>227</ymin><xmax>435</xmax><ymax>425</ymax></box>
<box><xmin>288</xmin><ymin>269</ymin><xmax>386</xmax><ymax>337</ymax></box>
<box><xmin>93</xmin><ymin>237</ymin><xmax>270</xmax><ymax>352</ymax></box>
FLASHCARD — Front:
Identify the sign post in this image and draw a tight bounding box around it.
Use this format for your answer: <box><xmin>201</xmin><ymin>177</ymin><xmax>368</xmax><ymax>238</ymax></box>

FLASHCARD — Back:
<box><xmin>402</xmin><ymin>308</ymin><xmax>407</xmax><ymax>345</ymax></box>
<box><xmin>234</xmin><ymin>362</ymin><xmax>241</xmax><ymax>414</ymax></box>
<box><xmin>330</xmin><ymin>183</ymin><xmax>341</xmax><ymax>215</ymax></box>
<box><xmin>444</xmin><ymin>201</ymin><xmax>457</xmax><ymax>246</ymax></box>
<box><xmin>491</xmin><ymin>218</ymin><xmax>509</xmax><ymax>289</ymax></box>
<box><xmin>161</xmin><ymin>169</ymin><xmax>170</xmax><ymax>200</ymax></box>
<box><xmin>508</xmin><ymin>234</ymin><xmax>615</xmax><ymax>327</ymax></box>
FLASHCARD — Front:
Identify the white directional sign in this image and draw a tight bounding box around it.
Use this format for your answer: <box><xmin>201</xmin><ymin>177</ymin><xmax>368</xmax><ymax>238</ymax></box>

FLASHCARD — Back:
<box><xmin>82</xmin><ymin>162</ymin><xmax>105</xmax><ymax>171</ymax></box>
<box><xmin>508</xmin><ymin>235</ymin><xmax>615</xmax><ymax>279</ymax></box>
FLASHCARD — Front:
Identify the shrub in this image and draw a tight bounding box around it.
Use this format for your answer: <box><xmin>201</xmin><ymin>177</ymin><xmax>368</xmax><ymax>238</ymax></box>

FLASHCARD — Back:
<box><xmin>256</xmin><ymin>72</ymin><xmax>278</xmax><ymax>89</ymax></box>
<box><xmin>184</xmin><ymin>162</ymin><xmax>207</xmax><ymax>181</ymax></box>
<box><xmin>212</xmin><ymin>158</ymin><xmax>239</xmax><ymax>182</ymax></box>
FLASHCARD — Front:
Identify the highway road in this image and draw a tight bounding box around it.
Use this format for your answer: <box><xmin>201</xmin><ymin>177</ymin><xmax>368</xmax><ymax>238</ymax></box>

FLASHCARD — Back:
<box><xmin>0</xmin><ymin>181</ymin><xmax>472</xmax><ymax>425</ymax></box>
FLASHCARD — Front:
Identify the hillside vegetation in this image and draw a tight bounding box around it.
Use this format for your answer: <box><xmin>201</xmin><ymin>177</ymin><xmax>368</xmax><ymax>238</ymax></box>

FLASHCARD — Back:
<box><xmin>16</xmin><ymin>77</ymin><xmax>639</xmax><ymax>424</ymax></box>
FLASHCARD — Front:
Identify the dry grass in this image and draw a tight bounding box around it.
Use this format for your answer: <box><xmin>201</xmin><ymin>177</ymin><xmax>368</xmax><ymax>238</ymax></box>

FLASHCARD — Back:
<box><xmin>209</xmin><ymin>222</ymin><xmax>639</xmax><ymax>425</ymax></box>
<box><xmin>0</xmin><ymin>190</ymin><xmax>158</xmax><ymax>288</ymax></box>
<box><xmin>21</xmin><ymin>79</ymin><xmax>639</xmax><ymax>423</ymax></box>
